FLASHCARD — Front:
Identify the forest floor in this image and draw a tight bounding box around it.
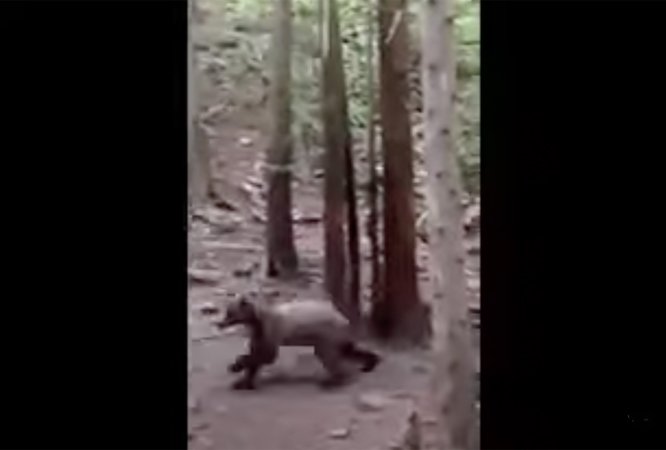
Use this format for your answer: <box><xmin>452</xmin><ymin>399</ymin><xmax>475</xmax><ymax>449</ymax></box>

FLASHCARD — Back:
<box><xmin>188</xmin><ymin>3</ymin><xmax>479</xmax><ymax>449</ymax></box>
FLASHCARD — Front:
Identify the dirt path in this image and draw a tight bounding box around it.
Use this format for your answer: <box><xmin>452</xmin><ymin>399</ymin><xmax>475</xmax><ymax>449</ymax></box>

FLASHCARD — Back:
<box><xmin>189</xmin><ymin>325</ymin><xmax>432</xmax><ymax>450</ymax></box>
<box><xmin>187</xmin><ymin>105</ymin><xmax>437</xmax><ymax>450</ymax></box>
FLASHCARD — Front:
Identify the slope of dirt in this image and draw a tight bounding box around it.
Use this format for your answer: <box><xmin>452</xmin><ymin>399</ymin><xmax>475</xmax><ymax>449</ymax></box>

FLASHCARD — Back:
<box><xmin>187</xmin><ymin>110</ymin><xmax>436</xmax><ymax>450</ymax></box>
<box><xmin>187</xmin><ymin>106</ymin><xmax>479</xmax><ymax>450</ymax></box>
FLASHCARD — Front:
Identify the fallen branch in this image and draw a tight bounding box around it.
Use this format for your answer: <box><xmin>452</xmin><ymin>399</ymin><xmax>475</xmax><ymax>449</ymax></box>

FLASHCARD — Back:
<box><xmin>200</xmin><ymin>102</ymin><xmax>228</xmax><ymax>122</ymax></box>
<box><xmin>192</xmin><ymin>334</ymin><xmax>223</xmax><ymax>343</ymax></box>
<box><xmin>201</xmin><ymin>241</ymin><xmax>263</xmax><ymax>252</ymax></box>
<box><xmin>211</xmin><ymin>197</ymin><xmax>239</xmax><ymax>212</ymax></box>
<box><xmin>199</xmin><ymin>123</ymin><xmax>217</xmax><ymax>137</ymax></box>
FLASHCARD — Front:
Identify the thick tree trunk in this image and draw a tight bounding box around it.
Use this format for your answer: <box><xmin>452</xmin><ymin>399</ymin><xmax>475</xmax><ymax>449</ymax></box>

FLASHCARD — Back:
<box><xmin>421</xmin><ymin>0</ymin><xmax>477</xmax><ymax>447</ymax></box>
<box><xmin>340</xmin><ymin>0</ymin><xmax>361</xmax><ymax>325</ymax></box>
<box><xmin>344</xmin><ymin>126</ymin><xmax>361</xmax><ymax>326</ymax></box>
<box><xmin>373</xmin><ymin>0</ymin><xmax>429</xmax><ymax>343</ymax></box>
<box><xmin>322</xmin><ymin>0</ymin><xmax>359</xmax><ymax>323</ymax></box>
<box><xmin>266</xmin><ymin>0</ymin><xmax>298</xmax><ymax>278</ymax></box>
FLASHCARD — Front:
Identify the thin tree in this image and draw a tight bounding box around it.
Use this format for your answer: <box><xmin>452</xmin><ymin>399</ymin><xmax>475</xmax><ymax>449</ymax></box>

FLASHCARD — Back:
<box><xmin>265</xmin><ymin>0</ymin><xmax>299</xmax><ymax>278</ymax></box>
<box><xmin>365</xmin><ymin>0</ymin><xmax>382</xmax><ymax>313</ymax></box>
<box><xmin>422</xmin><ymin>0</ymin><xmax>477</xmax><ymax>447</ymax></box>
<box><xmin>342</xmin><ymin>40</ymin><xmax>361</xmax><ymax>328</ymax></box>
<box><xmin>373</xmin><ymin>0</ymin><xmax>429</xmax><ymax>343</ymax></box>
<box><xmin>188</xmin><ymin>0</ymin><xmax>211</xmax><ymax>208</ymax></box>
<box><xmin>344</xmin><ymin>128</ymin><xmax>361</xmax><ymax>325</ymax></box>
<box><xmin>321</xmin><ymin>0</ymin><xmax>360</xmax><ymax>325</ymax></box>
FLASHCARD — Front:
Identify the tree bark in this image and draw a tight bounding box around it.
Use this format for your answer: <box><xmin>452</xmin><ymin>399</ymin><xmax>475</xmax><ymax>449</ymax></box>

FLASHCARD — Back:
<box><xmin>188</xmin><ymin>0</ymin><xmax>212</xmax><ymax>208</ymax></box>
<box><xmin>321</xmin><ymin>0</ymin><xmax>360</xmax><ymax>324</ymax></box>
<box><xmin>266</xmin><ymin>0</ymin><xmax>298</xmax><ymax>278</ymax></box>
<box><xmin>344</xmin><ymin>122</ymin><xmax>361</xmax><ymax>326</ymax></box>
<box><xmin>422</xmin><ymin>0</ymin><xmax>477</xmax><ymax>447</ymax></box>
<box><xmin>322</xmin><ymin>0</ymin><xmax>347</xmax><ymax>318</ymax></box>
<box><xmin>341</xmin><ymin>3</ymin><xmax>361</xmax><ymax>326</ymax></box>
<box><xmin>366</xmin><ymin>0</ymin><xmax>383</xmax><ymax>312</ymax></box>
<box><xmin>373</xmin><ymin>0</ymin><xmax>429</xmax><ymax>343</ymax></box>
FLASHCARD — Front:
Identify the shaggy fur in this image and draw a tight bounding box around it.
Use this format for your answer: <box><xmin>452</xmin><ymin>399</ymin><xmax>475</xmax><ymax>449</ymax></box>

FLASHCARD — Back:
<box><xmin>216</xmin><ymin>296</ymin><xmax>380</xmax><ymax>390</ymax></box>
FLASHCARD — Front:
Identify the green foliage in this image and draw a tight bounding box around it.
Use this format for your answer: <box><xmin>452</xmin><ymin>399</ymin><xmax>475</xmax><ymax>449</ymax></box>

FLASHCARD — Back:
<box><xmin>215</xmin><ymin>0</ymin><xmax>479</xmax><ymax>193</ymax></box>
<box><xmin>454</xmin><ymin>0</ymin><xmax>480</xmax><ymax>193</ymax></box>
<box><xmin>335</xmin><ymin>0</ymin><xmax>479</xmax><ymax>193</ymax></box>
<box><xmin>337</xmin><ymin>0</ymin><xmax>373</xmax><ymax>130</ymax></box>
<box><xmin>224</xmin><ymin>0</ymin><xmax>270</xmax><ymax>22</ymax></box>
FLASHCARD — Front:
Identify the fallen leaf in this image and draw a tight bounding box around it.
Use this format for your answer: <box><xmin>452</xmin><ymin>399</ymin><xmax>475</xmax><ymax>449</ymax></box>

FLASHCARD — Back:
<box><xmin>294</xmin><ymin>211</ymin><xmax>321</xmax><ymax>224</ymax></box>
<box><xmin>464</xmin><ymin>202</ymin><xmax>481</xmax><ymax>231</ymax></box>
<box><xmin>467</xmin><ymin>277</ymin><xmax>480</xmax><ymax>291</ymax></box>
<box><xmin>328</xmin><ymin>428</ymin><xmax>351</xmax><ymax>439</ymax></box>
<box><xmin>198</xmin><ymin>302</ymin><xmax>219</xmax><ymax>316</ymax></box>
<box><xmin>214</xmin><ymin>198</ymin><xmax>238</xmax><ymax>211</ymax></box>
<box><xmin>356</xmin><ymin>392</ymin><xmax>390</xmax><ymax>412</ymax></box>
<box><xmin>464</xmin><ymin>237</ymin><xmax>481</xmax><ymax>255</ymax></box>
<box><xmin>246</xmin><ymin>175</ymin><xmax>263</xmax><ymax>188</ymax></box>
<box><xmin>216</xmin><ymin>37</ymin><xmax>239</xmax><ymax>49</ymax></box>
<box><xmin>188</xmin><ymin>268</ymin><xmax>221</xmax><ymax>285</ymax></box>
<box><xmin>251</xmin><ymin>209</ymin><xmax>266</xmax><ymax>223</ymax></box>
<box><xmin>233</xmin><ymin>262</ymin><xmax>258</xmax><ymax>278</ymax></box>
<box><xmin>219</xmin><ymin>325</ymin><xmax>244</xmax><ymax>336</ymax></box>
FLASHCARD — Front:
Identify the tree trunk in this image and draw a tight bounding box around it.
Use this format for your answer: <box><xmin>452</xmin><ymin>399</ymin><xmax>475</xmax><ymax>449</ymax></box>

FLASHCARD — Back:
<box><xmin>373</xmin><ymin>0</ymin><xmax>428</xmax><ymax>343</ymax></box>
<box><xmin>344</xmin><ymin>123</ymin><xmax>361</xmax><ymax>326</ymax></box>
<box><xmin>341</xmin><ymin>7</ymin><xmax>361</xmax><ymax>326</ymax></box>
<box><xmin>321</xmin><ymin>0</ymin><xmax>359</xmax><ymax>324</ymax></box>
<box><xmin>366</xmin><ymin>0</ymin><xmax>383</xmax><ymax>313</ymax></box>
<box><xmin>322</xmin><ymin>0</ymin><xmax>346</xmax><ymax>318</ymax></box>
<box><xmin>422</xmin><ymin>0</ymin><xmax>477</xmax><ymax>447</ymax></box>
<box><xmin>266</xmin><ymin>0</ymin><xmax>298</xmax><ymax>278</ymax></box>
<box><xmin>188</xmin><ymin>0</ymin><xmax>212</xmax><ymax>208</ymax></box>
